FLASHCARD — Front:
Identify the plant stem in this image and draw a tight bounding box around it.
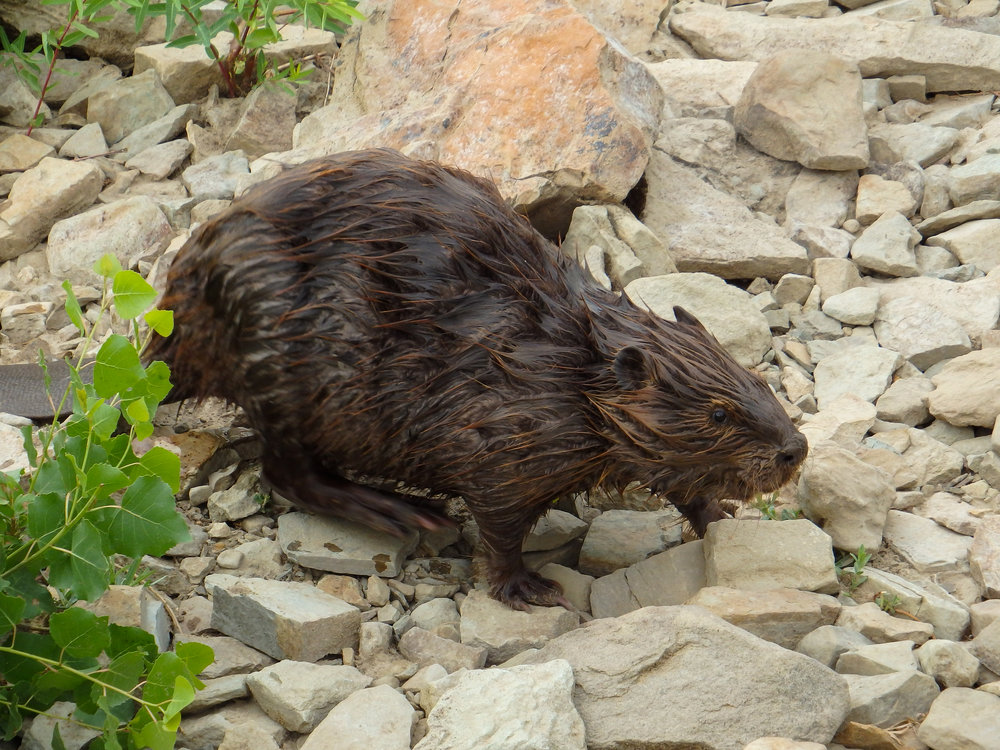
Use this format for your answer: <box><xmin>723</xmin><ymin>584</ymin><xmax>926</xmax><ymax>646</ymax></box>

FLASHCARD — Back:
<box><xmin>27</xmin><ymin>7</ymin><xmax>81</xmax><ymax>135</ymax></box>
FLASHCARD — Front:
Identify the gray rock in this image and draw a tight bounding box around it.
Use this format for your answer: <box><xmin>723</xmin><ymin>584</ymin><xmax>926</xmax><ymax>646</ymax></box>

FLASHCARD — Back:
<box><xmin>113</xmin><ymin>103</ymin><xmax>198</xmax><ymax>162</ymax></box>
<box><xmin>812</xmin><ymin>345</ymin><xmax>901</xmax><ymax>408</ymax></box>
<box><xmin>523</xmin><ymin>509</ymin><xmax>588</xmax><ymax>553</ymax></box>
<box><xmin>850</xmin><ymin>210</ymin><xmax>920</xmax><ymax>277</ymax></box>
<box><xmin>206</xmin><ymin>574</ymin><xmax>361</xmax><ymax>661</ymax></box>
<box><xmin>687</xmin><ymin>586</ymin><xmax>841</xmax><ymax>649</ymax></box>
<box><xmin>21</xmin><ymin>701</ymin><xmax>100</xmax><ymax>750</ymax></box>
<box><xmin>855</xmin><ymin>174</ymin><xmax>916</xmax><ymax>224</ymax></box>
<box><xmin>589</xmin><ymin>568</ymin><xmax>640</xmax><ymax>620</ymax></box>
<box><xmin>520</xmin><ymin>606</ymin><xmax>850</xmax><ymax>749</ymax></box>
<box><xmin>970</xmin><ymin>617</ymin><xmax>1000</xmax><ymax>674</ymax></box>
<box><xmin>577</xmin><ymin>508</ymin><xmax>682</xmax><ymax>577</ymax></box>
<box><xmin>704</xmin><ymin>518</ymin><xmax>840</xmax><ymax>594</ymax></box>
<box><xmin>853</xmin><ymin>567</ymin><xmax>970</xmax><ymax>642</ymax></box>
<box><xmin>398</xmin><ymin>626</ymin><xmax>488</xmax><ymax>673</ymax></box>
<box><xmin>835</xmin><ymin>640</ymin><xmax>918</xmax><ymax>675</ymax></box>
<box><xmin>300</xmin><ymin>684</ymin><xmax>414</xmax><ymax>750</ymax></box>
<box><xmin>949</xmin><ymin>153</ymin><xmax>1000</xmax><ymax>206</ymax></box>
<box><xmin>625</xmin><ymin>272</ymin><xmax>773</xmax><ymax>367</ymax></box>
<box><xmin>458</xmin><ymin>590</ymin><xmax>578</xmax><ymax>664</ymax></box>
<box><xmin>874</xmin><ymin>376</ymin><xmax>933</xmax><ymax>426</ymax></box>
<box><xmin>796</xmin><ymin>625</ymin><xmax>874</xmax><ymax>668</ymax></box>
<box><xmin>181</xmin><ymin>150</ymin><xmax>250</xmax><ymax>201</ymax></box>
<box><xmin>625</xmin><ymin>539</ymin><xmax>707</xmax><ymax>608</ymax></box>
<box><xmin>842</xmin><ymin>670</ymin><xmax>939</xmax><ymax>727</ymax></box>
<box><xmin>917</xmin><ymin>199</ymin><xmax>1000</xmax><ymax>236</ymax></box>
<box><xmin>277</xmin><ymin>511</ymin><xmax>418</xmax><ymax>578</ymax></box>
<box><xmin>873</xmin><ymin>296</ymin><xmax>971</xmax><ymax>370</ymax></box>
<box><xmin>87</xmin><ymin>68</ymin><xmax>175</xmax><ymax>143</ymax></box>
<box><xmin>926</xmin><ymin>218</ymin><xmax>1000</xmax><ymax>273</ymax></box>
<box><xmin>208</xmin><ymin>473</ymin><xmax>263</xmax><ymax>522</ymax></box>
<box><xmin>797</xmin><ymin>441</ymin><xmax>895</xmax><ymax>553</ymax></box>
<box><xmin>734</xmin><ymin>50</ymin><xmax>868</xmax><ymax>170</ymax></box>
<box><xmin>227</xmin><ymin>83</ymin><xmax>297</xmax><ymax>159</ymax></box>
<box><xmin>917</xmin><ymin>687</ymin><xmax>1000</xmax><ymax>750</ymax></box>
<box><xmin>883</xmin><ymin>510</ymin><xmax>973</xmax><ymax>574</ymax></box>
<box><xmin>133</xmin><ymin>34</ymin><xmax>228</xmax><ymax>104</ymax></box>
<box><xmin>868</xmin><ymin>122</ymin><xmax>960</xmax><ymax>167</ymax></box>
<box><xmin>174</xmin><ymin>633</ymin><xmax>274</xmax><ymax>679</ymax></box>
<box><xmin>414</xmin><ymin>660</ymin><xmax>585</xmax><ymax>750</ymax></box>
<box><xmin>246</xmin><ymin>661</ymin><xmax>371</xmax><ymax>733</ymax></box>
<box><xmin>785</xmin><ymin>169</ymin><xmax>858</xmax><ymax>227</ymax></box>
<box><xmin>970</xmin><ymin>516</ymin><xmax>1000</xmax><ymax>598</ymax></box>
<box><xmin>124</xmin><ymin>138</ymin><xmax>193</xmax><ymax>180</ymax></box>
<box><xmin>640</xmin><ymin>152</ymin><xmax>810</xmax><ymax>281</ymax></box>
<box><xmin>915</xmin><ymin>640</ymin><xmax>980</xmax><ymax>688</ymax></box>
<box><xmin>58</xmin><ymin>123</ymin><xmax>109</xmax><ymax>159</ymax></box>
<box><xmin>46</xmin><ymin>195</ymin><xmax>173</xmax><ymax>285</ymax></box>
<box><xmin>0</xmin><ymin>157</ymin><xmax>104</xmax><ymax>260</ymax></box>
<box><xmin>184</xmin><ymin>674</ymin><xmax>249</xmax><ymax>714</ymax></box>
<box><xmin>821</xmin><ymin>286</ymin><xmax>880</xmax><ymax>326</ymax></box>
<box><xmin>836</xmin><ymin>601</ymin><xmax>934</xmax><ymax>645</ymax></box>
<box><xmin>929</xmin><ymin>348</ymin><xmax>1000</xmax><ymax>428</ymax></box>
<box><xmin>408</xmin><ymin>598</ymin><xmax>461</xmax><ymax>641</ymax></box>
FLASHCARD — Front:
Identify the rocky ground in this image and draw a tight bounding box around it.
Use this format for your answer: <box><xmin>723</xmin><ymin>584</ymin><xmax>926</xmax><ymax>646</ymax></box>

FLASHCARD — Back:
<box><xmin>4</xmin><ymin>0</ymin><xmax>1000</xmax><ymax>748</ymax></box>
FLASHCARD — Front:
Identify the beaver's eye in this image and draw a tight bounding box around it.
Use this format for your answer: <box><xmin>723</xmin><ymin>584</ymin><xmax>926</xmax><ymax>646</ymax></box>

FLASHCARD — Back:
<box><xmin>711</xmin><ymin>408</ymin><xmax>728</xmax><ymax>425</ymax></box>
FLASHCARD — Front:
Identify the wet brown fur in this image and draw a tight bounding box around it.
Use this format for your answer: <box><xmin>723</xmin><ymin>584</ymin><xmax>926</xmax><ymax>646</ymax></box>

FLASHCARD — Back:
<box><xmin>148</xmin><ymin>148</ymin><xmax>807</xmax><ymax>608</ymax></box>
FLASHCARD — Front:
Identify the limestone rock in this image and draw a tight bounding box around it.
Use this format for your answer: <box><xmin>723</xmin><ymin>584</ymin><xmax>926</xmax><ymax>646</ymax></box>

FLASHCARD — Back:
<box><xmin>246</xmin><ymin>661</ymin><xmax>371</xmax><ymax>733</ymax></box>
<box><xmin>948</xmin><ymin>153</ymin><xmax>1000</xmax><ymax>206</ymax></box>
<box><xmin>277</xmin><ymin>512</ymin><xmax>418</xmax><ymax>578</ymax></box>
<box><xmin>970</xmin><ymin>516</ymin><xmax>1000</xmax><ymax>598</ymax></box>
<box><xmin>87</xmin><ymin>68</ymin><xmax>175</xmax><ymax>143</ymax></box>
<box><xmin>46</xmin><ymin>196</ymin><xmax>173</xmax><ymax>286</ymax></box>
<box><xmin>926</xmin><ymin>218</ymin><xmax>1000</xmax><ymax>273</ymax></box>
<box><xmin>206</xmin><ymin>574</ymin><xmax>361</xmax><ymax>661</ymax></box>
<box><xmin>812</xmin><ymin>345</ymin><xmax>901</xmax><ymax>409</ymax></box>
<box><xmin>915</xmin><ymin>640</ymin><xmax>980</xmax><ymax>688</ymax></box>
<box><xmin>639</xmin><ymin>152</ymin><xmax>810</xmax><ymax>281</ymax></box>
<box><xmin>0</xmin><ymin>134</ymin><xmax>53</xmax><ymax>173</ymax></box>
<box><xmin>300</xmin><ymin>684</ymin><xmax>414</xmax><ymax>750</ymax></box>
<box><xmin>519</xmin><ymin>606</ymin><xmax>850</xmax><ymax>749</ymax></box>
<box><xmin>855</xmin><ymin>174</ymin><xmax>916</xmax><ymax>223</ymax></box>
<box><xmin>687</xmin><ymin>586</ymin><xmax>841</xmax><ymax>649</ymax></box>
<box><xmin>850</xmin><ymin>211</ymin><xmax>920</xmax><ymax>277</ymax></box>
<box><xmin>842</xmin><ymin>670</ymin><xmax>939</xmax><ymax>727</ymax></box>
<box><xmin>917</xmin><ymin>687</ymin><xmax>1000</xmax><ymax>750</ymax></box>
<box><xmin>624</xmin><ymin>272</ymin><xmax>774</xmax><ymax>367</ymax></box>
<box><xmin>734</xmin><ymin>50</ymin><xmax>868</xmax><ymax>170</ymax></box>
<box><xmin>836</xmin><ymin>602</ymin><xmax>934</xmax><ymax>645</ymax></box>
<box><xmin>873</xmin><ymin>297</ymin><xmax>971</xmax><ymax>370</ymax></box>
<box><xmin>882</xmin><ymin>510</ymin><xmax>973</xmax><ymax>574</ymax></box>
<box><xmin>643</xmin><ymin>58</ymin><xmax>758</xmax><ymax>118</ymax></box>
<box><xmin>414</xmin><ymin>660</ymin><xmax>585</xmax><ymax>750</ymax></box>
<box><xmin>133</xmin><ymin>33</ymin><xmax>229</xmax><ymax>104</ymax></box>
<box><xmin>669</xmin><ymin>5</ymin><xmax>1000</xmax><ymax>92</ymax></box>
<box><xmin>874</xmin><ymin>377</ymin><xmax>933</xmax><ymax>426</ymax></box>
<box><xmin>836</xmin><ymin>640</ymin><xmax>918</xmax><ymax>676</ymax></box>
<box><xmin>703</xmin><ymin>518</ymin><xmax>840</xmax><ymax>594</ymax></box>
<box><xmin>928</xmin><ymin>348</ymin><xmax>1000</xmax><ymax>427</ymax></box>
<box><xmin>292</xmin><ymin>0</ymin><xmax>661</xmax><ymax>234</ymax></box>
<box><xmin>867</xmin><ymin>122</ymin><xmax>960</xmax><ymax>167</ymax></box>
<box><xmin>820</xmin><ymin>286</ymin><xmax>880</xmax><ymax>326</ymax></box>
<box><xmin>0</xmin><ymin>157</ymin><xmax>104</xmax><ymax>260</ymax></box>
<box><xmin>397</xmin><ymin>627</ymin><xmax>487</xmax><ymax>673</ymax></box>
<box><xmin>458</xmin><ymin>590</ymin><xmax>578</xmax><ymax>664</ymax></box>
<box><xmin>577</xmin><ymin>508</ymin><xmax>682</xmax><ymax>577</ymax></box>
<box><xmin>797</xmin><ymin>441</ymin><xmax>895</xmax><ymax>553</ymax></box>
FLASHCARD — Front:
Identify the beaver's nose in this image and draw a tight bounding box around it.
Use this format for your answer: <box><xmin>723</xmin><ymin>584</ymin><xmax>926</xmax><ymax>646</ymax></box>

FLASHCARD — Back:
<box><xmin>777</xmin><ymin>434</ymin><xmax>808</xmax><ymax>467</ymax></box>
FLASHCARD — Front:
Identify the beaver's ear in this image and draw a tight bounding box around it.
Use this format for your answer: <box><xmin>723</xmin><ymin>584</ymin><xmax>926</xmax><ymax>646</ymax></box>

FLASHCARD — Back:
<box><xmin>613</xmin><ymin>346</ymin><xmax>654</xmax><ymax>390</ymax></box>
<box><xmin>673</xmin><ymin>305</ymin><xmax>706</xmax><ymax>330</ymax></box>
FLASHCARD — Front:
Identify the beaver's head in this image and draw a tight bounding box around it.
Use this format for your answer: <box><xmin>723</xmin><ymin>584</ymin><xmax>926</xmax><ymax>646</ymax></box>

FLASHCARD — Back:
<box><xmin>591</xmin><ymin>304</ymin><xmax>807</xmax><ymax>516</ymax></box>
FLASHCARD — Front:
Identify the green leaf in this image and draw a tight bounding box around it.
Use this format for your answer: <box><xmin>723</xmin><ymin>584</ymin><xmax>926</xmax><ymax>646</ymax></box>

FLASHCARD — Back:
<box><xmin>94</xmin><ymin>334</ymin><xmax>144</xmax><ymax>399</ymax></box>
<box><xmin>50</xmin><ymin>608</ymin><xmax>111</xmax><ymax>658</ymax></box>
<box><xmin>85</xmin><ymin>463</ymin><xmax>130</xmax><ymax>502</ymax></box>
<box><xmin>48</xmin><ymin>519</ymin><xmax>110</xmax><ymax>601</ymax></box>
<box><xmin>90</xmin><ymin>400</ymin><xmax>121</xmax><ymax>443</ymax></box>
<box><xmin>174</xmin><ymin>640</ymin><xmax>213</xmax><ymax>680</ymax></box>
<box><xmin>94</xmin><ymin>254</ymin><xmax>122</xmax><ymax>279</ymax></box>
<box><xmin>34</xmin><ymin>454</ymin><xmax>73</xmax><ymax>495</ymax></box>
<box><xmin>20</xmin><ymin>424</ymin><xmax>37</xmax><ymax>467</ymax></box>
<box><xmin>26</xmin><ymin>493</ymin><xmax>65</xmax><ymax>546</ymax></box>
<box><xmin>106</xmin><ymin>476</ymin><xmax>188</xmax><ymax>557</ymax></box>
<box><xmin>162</xmin><ymin>676</ymin><xmax>194</xmax><ymax>728</ymax></box>
<box><xmin>3</xmin><ymin>568</ymin><xmax>55</xmax><ymax>619</ymax></box>
<box><xmin>124</xmin><ymin>398</ymin><xmax>149</xmax><ymax>424</ymax></box>
<box><xmin>138</xmin><ymin>447</ymin><xmax>180</xmax><ymax>494</ymax></box>
<box><xmin>61</xmin><ymin>280</ymin><xmax>86</xmax><ymax>335</ymax></box>
<box><xmin>244</xmin><ymin>26</ymin><xmax>280</xmax><ymax>49</ymax></box>
<box><xmin>112</xmin><ymin>270</ymin><xmax>157</xmax><ymax>320</ymax></box>
<box><xmin>0</xmin><ymin>592</ymin><xmax>25</xmax><ymax>638</ymax></box>
<box><xmin>143</xmin><ymin>309</ymin><xmax>173</xmax><ymax>337</ymax></box>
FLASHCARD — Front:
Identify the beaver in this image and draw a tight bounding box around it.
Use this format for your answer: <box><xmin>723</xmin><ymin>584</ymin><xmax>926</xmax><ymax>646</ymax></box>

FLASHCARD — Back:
<box><xmin>148</xmin><ymin>148</ymin><xmax>807</xmax><ymax>609</ymax></box>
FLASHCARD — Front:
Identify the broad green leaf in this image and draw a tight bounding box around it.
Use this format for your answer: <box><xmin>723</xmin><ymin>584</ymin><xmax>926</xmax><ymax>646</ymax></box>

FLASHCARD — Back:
<box><xmin>50</xmin><ymin>608</ymin><xmax>111</xmax><ymax>658</ymax></box>
<box><xmin>107</xmin><ymin>623</ymin><xmax>157</xmax><ymax>662</ymax></box>
<box><xmin>50</xmin><ymin>722</ymin><xmax>66</xmax><ymax>750</ymax></box>
<box><xmin>84</xmin><ymin>463</ymin><xmax>130</xmax><ymax>501</ymax></box>
<box><xmin>107</xmin><ymin>476</ymin><xmax>189</xmax><ymax>557</ymax></box>
<box><xmin>34</xmin><ymin>454</ymin><xmax>73</xmax><ymax>495</ymax></box>
<box><xmin>162</xmin><ymin>676</ymin><xmax>194</xmax><ymax>727</ymax></box>
<box><xmin>124</xmin><ymin>398</ymin><xmax>149</xmax><ymax>424</ymax></box>
<box><xmin>90</xmin><ymin>401</ymin><xmax>121</xmax><ymax>443</ymax></box>
<box><xmin>174</xmin><ymin>640</ymin><xmax>213</xmax><ymax>681</ymax></box>
<box><xmin>0</xmin><ymin>592</ymin><xmax>25</xmax><ymax>638</ymax></box>
<box><xmin>244</xmin><ymin>26</ymin><xmax>280</xmax><ymax>48</ymax></box>
<box><xmin>132</xmin><ymin>718</ymin><xmax>175</xmax><ymax>750</ymax></box>
<box><xmin>26</xmin><ymin>493</ymin><xmax>65</xmax><ymax>546</ymax></box>
<box><xmin>112</xmin><ymin>271</ymin><xmax>157</xmax><ymax>320</ymax></box>
<box><xmin>143</xmin><ymin>309</ymin><xmax>173</xmax><ymax>337</ymax></box>
<box><xmin>0</xmin><ymin>631</ymin><xmax>59</xmax><ymax>684</ymax></box>
<box><xmin>48</xmin><ymin>519</ymin><xmax>110</xmax><ymax>601</ymax></box>
<box><xmin>94</xmin><ymin>335</ymin><xmax>144</xmax><ymax>399</ymax></box>
<box><xmin>3</xmin><ymin>568</ymin><xmax>55</xmax><ymax>619</ymax></box>
<box><xmin>61</xmin><ymin>281</ymin><xmax>86</xmax><ymax>335</ymax></box>
<box><xmin>19</xmin><ymin>424</ymin><xmax>37</xmax><ymax>467</ymax></box>
<box><xmin>138</xmin><ymin>447</ymin><xmax>180</xmax><ymax>493</ymax></box>
<box><xmin>93</xmin><ymin>254</ymin><xmax>122</xmax><ymax>279</ymax></box>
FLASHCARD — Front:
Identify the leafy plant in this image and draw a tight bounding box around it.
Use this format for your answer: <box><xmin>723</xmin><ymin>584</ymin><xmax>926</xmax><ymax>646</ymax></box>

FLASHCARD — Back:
<box><xmin>751</xmin><ymin>492</ymin><xmax>800</xmax><ymax>521</ymax></box>
<box><xmin>0</xmin><ymin>0</ymin><xmax>363</xmax><ymax>133</ymax></box>
<box><xmin>874</xmin><ymin>591</ymin><xmax>902</xmax><ymax>615</ymax></box>
<box><xmin>835</xmin><ymin>545</ymin><xmax>870</xmax><ymax>594</ymax></box>
<box><xmin>0</xmin><ymin>254</ymin><xmax>211</xmax><ymax>749</ymax></box>
<box><xmin>124</xmin><ymin>0</ymin><xmax>364</xmax><ymax>97</ymax></box>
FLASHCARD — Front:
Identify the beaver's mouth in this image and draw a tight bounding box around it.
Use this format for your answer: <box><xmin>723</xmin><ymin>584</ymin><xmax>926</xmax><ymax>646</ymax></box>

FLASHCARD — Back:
<box><xmin>647</xmin><ymin>450</ymin><xmax>804</xmax><ymax>506</ymax></box>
